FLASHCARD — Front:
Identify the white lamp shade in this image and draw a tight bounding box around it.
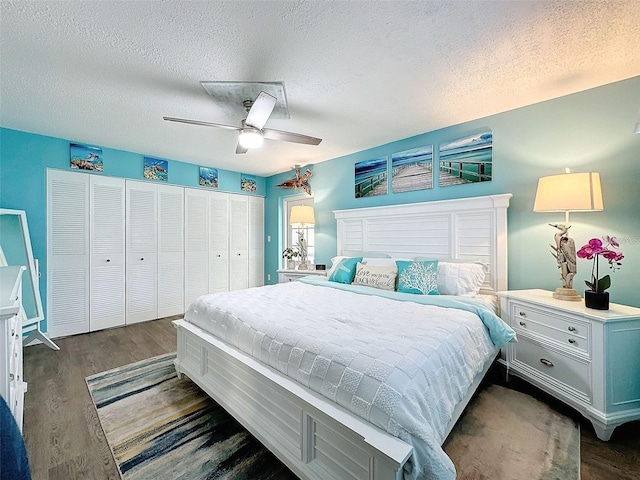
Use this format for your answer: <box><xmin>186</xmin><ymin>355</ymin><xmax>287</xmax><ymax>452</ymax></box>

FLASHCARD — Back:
<box><xmin>289</xmin><ymin>205</ymin><xmax>315</xmax><ymax>226</ymax></box>
<box><xmin>533</xmin><ymin>172</ymin><xmax>603</xmax><ymax>212</ymax></box>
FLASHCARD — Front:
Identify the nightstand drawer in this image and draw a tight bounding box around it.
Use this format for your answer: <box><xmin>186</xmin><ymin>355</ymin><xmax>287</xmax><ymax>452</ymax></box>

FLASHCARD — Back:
<box><xmin>514</xmin><ymin>337</ymin><xmax>590</xmax><ymax>399</ymax></box>
<box><xmin>511</xmin><ymin>302</ymin><xmax>589</xmax><ymax>354</ymax></box>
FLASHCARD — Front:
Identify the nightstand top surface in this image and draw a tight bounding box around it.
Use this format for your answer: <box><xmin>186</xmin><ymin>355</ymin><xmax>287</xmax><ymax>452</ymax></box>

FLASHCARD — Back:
<box><xmin>277</xmin><ymin>269</ymin><xmax>327</xmax><ymax>276</ymax></box>
<box><xmin>497</xmin><ymin>289</ymin><xmax>640</xmax><ymax>321</ymax></box>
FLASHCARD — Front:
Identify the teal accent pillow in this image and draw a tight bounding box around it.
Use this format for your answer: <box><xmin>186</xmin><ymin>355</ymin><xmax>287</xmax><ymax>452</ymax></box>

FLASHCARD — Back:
<box><xmin>328</xmin><ymin>257</ymin><xmax>363</xmax><ymax>284</ymax></box>
<box><xmin>396</xmin><ymin>260</ymin><xmax>439</xmax><ymax>295</ymax></box>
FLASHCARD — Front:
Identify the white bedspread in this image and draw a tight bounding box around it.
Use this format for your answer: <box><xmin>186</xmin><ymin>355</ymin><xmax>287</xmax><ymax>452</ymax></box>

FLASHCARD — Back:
<box><xmin>184</xmin><ymin>280</ymin><xmax>504</xmax><ymax>480</ymax></box>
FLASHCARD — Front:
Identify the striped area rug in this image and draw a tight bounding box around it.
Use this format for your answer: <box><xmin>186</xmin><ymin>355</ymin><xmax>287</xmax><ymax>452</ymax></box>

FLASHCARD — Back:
<box><xmin>88</xmin><ymin>353</ymin><xmax>580</xmax><ymax>480</ymax></box>
<box><xmin>86</xmin><ymin>353</ymin><xmax>297</xmax><ymax>480</ymax></box>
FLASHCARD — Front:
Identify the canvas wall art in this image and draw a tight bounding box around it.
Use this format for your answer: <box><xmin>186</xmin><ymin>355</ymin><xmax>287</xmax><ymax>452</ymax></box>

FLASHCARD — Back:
<box><xmin>241</xmin><ymin>174</ymin><xmax>257</xmax><ymax>192</ymax></box>
<box><xmin>143</xmin><ymin>157</ymin><xmax>168</xmax><ymax>182</ymax></box>
<box><xmin>438</xmin><ymin>131</ymin><xmax>492</xmax><ymax>187</ymax></box>
<box><xmin>355</xmin><ymin>157</ymin><xmax>388</xmax><ymax>198</ymax></box>
<box><xmin>391</xmin><ymin>145</ymin><xmax>433</xmax><ymax>193</ymax></box>
<box><xmin>70</xmin><ymin>143</ymin><xmax>103</xmax><ymax>172</ymax></box>
<box><xmin>199</xmin><ymin>167</ymin><xmax>219</xmax><ymax>188</ymax></box>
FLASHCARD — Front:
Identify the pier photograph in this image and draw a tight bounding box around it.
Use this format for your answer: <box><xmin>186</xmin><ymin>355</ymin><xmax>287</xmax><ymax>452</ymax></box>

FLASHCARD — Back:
<box><xmin>355</xmin><ymin>157</ymin><xmax>388</xmax><ymax>198</ymax></box>
<box><xmin>438</xmin><ymin>131</ymin><xmax>493</xmax><ymax>186</ymax></box>
<box><xmin>391</xmin><ymin>145</ymin><xmax>433</xmax><ymax>193</ymax></box>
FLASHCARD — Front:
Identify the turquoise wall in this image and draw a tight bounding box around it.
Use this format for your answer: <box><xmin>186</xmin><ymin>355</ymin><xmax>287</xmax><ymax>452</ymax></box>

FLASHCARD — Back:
<box><xmin>1</xmin><ymin>76</ymin><xmax>638</xmax><ymax>338</ymax></box>
<box><xmin>0</xmin><ymin>128</ymin><xmax>265</xmax><ymax>331</ymax></box>
<box><xmin>265</xmin><ymin>77</ymin><xmax>640</xmax><ymax>307</ymax></box>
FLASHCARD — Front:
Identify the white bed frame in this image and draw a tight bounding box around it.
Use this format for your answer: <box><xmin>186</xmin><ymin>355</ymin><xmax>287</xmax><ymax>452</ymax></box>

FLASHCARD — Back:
<box><xmin>174</xmin><ymin>193</ymin><xmax>512</xmax><ymax>480</ymax></box>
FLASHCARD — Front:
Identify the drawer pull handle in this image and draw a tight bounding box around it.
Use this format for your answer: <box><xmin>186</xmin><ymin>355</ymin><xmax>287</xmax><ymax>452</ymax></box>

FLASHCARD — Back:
<box><xmin>519</xmin><ymin>321</ymin><xmax>526</xmax><ymax>327</ymax></box>
<box><xmin>540</xmin><ymin>358</ymin><xmax>554</xmax><ymax>367</ymax></box>
<box><xmin>519</xmin><ymin>311</ymin><xmax>526</xmax><ymax>317</ymax></box>
<box><xmin>9</xmin><ymin>373</ymin><xmax>14</xmax><ymax>381</ymax></box>
<box><xmin>11</xmin><ymin>329</ymin><xmax>15</xmax><ymax>336</ymax></box>
<box><xmin>106</xmin><ymin>259</ymin><xmax>111</xmax><ymax>262</ymax></box>
<box><xmin>568</xmin><ymin>338</ymin><xmax>576</xmax><ymax>344</ymax></box>
<box><xmin>568</xmin><ymin>326</ymin><xmax>576</xmax><ymax>332</ymax></box>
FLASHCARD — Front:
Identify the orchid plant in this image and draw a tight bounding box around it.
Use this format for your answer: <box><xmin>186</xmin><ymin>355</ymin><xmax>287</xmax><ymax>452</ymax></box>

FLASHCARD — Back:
<box><xmin>576</xmin><ymin>236</ymin><xmax>624</xmax><ymax>293</ymax></box>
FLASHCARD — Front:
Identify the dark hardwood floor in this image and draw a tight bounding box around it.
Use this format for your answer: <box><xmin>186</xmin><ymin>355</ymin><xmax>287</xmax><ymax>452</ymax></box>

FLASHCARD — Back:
<box><xmin>21</xmin><ymin>318</ymin><xmax>640</xmax><ymax>480</ymax></box>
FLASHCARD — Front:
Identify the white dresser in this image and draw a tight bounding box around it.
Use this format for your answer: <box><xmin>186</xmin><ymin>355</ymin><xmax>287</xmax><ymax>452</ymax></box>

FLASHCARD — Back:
<box><xmin>498</xmin><ymin>289</ymin><xmax>640</xmax><ymax>440</ymax></box>
<box><xmin>0</xmin><ymin>265</ymin><xmax>27</xmax><ymax>432</ymax></box>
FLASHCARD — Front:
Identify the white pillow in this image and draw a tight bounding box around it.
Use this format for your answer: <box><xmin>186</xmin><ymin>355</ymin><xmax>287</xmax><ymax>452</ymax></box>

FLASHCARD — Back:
<box><xmin>342</xmin><ymin>251</ymin><xmax>390</xmax><ymax>258</ymax></box>
<box><xmin>352</xmin><ymin>262</ymin><xmax>398</xmax><ymax>291</ymax></box>
<box><xmin>436</xmin><ymin>262</ymin><xmax>487</xmax><ymax>296</ymax></box>
<box><xmin>362</xmin><ymin>257</ymin><xmax>411</xmax><ymax>266</ymax></box>
<box><xmin>327</xmin><ymin>256</ymin><xmax>348</xmax><ymax>278</ymax></box>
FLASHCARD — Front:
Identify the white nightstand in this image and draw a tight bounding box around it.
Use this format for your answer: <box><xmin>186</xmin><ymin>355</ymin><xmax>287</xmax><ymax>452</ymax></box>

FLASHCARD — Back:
<box><xmin>497</xmin><ymin>289</ymin><xmax>640</xmax><ymax>441</ymax></box>
<box><xmin>277</xmin><ymin>269</ymin><xmax>327</xmax><ymax>283</ymax></box>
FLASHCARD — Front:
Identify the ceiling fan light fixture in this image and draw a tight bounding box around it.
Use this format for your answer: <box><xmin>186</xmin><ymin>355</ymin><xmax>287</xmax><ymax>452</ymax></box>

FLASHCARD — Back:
<box><xmin>238</xmin><ymin>128</ymin><xmax>264</xmax><ymax>149</ymax></box>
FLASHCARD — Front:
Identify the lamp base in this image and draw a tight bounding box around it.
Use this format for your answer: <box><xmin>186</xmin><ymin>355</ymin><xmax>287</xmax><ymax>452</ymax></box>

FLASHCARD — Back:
<box><xmin>552</xmin><ymin>287</ymin><xmax>582</xmax><ymax>301</ymax></box>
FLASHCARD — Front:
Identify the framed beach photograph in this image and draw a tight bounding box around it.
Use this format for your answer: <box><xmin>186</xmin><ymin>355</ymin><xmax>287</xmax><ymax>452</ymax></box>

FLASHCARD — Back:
<box><xmin>241</xmin><ymin>174</ymin><xmax>257</xmax><ymax>192</ymax></box>
<box><xmin>438</xmin><ymin>131</ymin><xmax>492</xmax><ymax>187</ymax></box>
<box><xmin>199</xmin><ymin>167</ymin><xmax>219</xmax><ymax>188</ymax></box>
<box><xmin>391</xmin><ymin>145</ymin><xmax>433</xmax><ymax>193</ymax></box>
<box><xmin>143</xmin><ymin>157</ymin><xmax>168</xmax><ymax>182</ymax></box>
<box><xmin>355</xmin><ymin>157</ymin><xmax>388</xmax><ymax>198</ymax></box>
<box><xmin>70</xmin><ymin>143</ymin><xmax>103</xmax><ymax>172</ymax></box>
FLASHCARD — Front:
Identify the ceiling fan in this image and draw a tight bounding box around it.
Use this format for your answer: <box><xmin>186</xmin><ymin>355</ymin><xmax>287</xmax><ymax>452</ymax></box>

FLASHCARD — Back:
<box><xmin>163</xmin><ymin>91</ymin><xmax>322</xmax><ymax>154</ymax></box>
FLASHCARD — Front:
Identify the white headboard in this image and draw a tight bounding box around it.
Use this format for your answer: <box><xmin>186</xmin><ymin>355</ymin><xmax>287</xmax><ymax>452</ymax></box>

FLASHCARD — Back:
<box><xmin>333</xmin><ymin>194</ymin><xmax>512</xmax><ymax>293</ymax></box>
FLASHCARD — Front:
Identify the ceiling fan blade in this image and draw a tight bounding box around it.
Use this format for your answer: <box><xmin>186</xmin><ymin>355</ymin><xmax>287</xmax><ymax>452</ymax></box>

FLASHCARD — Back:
<box><xmin>245</xmin><ymin>91</ymin><xmax>277</xmax><ymax>130</ymax></box>
<box><xmin>163</xmin><ymin>116</ymin><xmax>241</xmax><ymax>131</ymax></box>
<box><xmin>262</xmin><ymin>128</ymin><xmax>322</xmax><ymax>145</ymax></box>
<box><xmin>235</xmin><ymin>142</ymin><xmax>248</xmax><ymax>154</ymax></box>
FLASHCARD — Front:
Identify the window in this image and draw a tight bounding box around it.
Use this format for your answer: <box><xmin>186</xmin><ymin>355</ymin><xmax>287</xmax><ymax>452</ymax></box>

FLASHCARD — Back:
<box><xmin>283</xmin><ymin>196</ymin><xmax>314</xmax><ymax>268</ymax></box>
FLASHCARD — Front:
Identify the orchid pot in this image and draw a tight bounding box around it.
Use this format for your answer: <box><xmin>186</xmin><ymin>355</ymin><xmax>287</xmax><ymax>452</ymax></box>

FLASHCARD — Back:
<box><xmin>577</xmin><ymin>236</ymin><xmax>624</xmax><ymax>311</ymax></box>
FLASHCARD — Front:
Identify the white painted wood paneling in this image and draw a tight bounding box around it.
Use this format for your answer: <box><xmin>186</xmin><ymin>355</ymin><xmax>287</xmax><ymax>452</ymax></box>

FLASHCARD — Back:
<box><xmin>158</xmin><ymin>184</ymin><xmax>184</xmax><ymax>317</ymax></box>
<box><xmin>334</xmin><ymin>194</ymin><xmax>512</xmax><ymax>293</ymax></box>
<box><xmin>47</xmin><ymin>170</ymin><xmax>90</xmax><ymax>337</ymax></box>
<box><xmin>184</xmin><ymin>188</ymin><xmax>209</xmax><ymax>310</ymax></box>
<box><xmin>90</xmin><ymin>176</ymin><xmax>125</xmax><ymax>331</ymax></box>
<box><xmin>229</xmin><ymin>195</ymin><xmax>249</xmax><ymax>291</ymax></box>
<box><xmin>248</xmin><ymin>196</ymin><xmax>264</xmax><ymax>288</ymax></box>
<box><xmin>208</xmin><ymin>192</ymin><xmax>229</xmax><ymax>294</ymax></box>
<box><xmin>126</xmin><ymin>181</ymin><xmax>158</xmax><ymax>324</ymax></box>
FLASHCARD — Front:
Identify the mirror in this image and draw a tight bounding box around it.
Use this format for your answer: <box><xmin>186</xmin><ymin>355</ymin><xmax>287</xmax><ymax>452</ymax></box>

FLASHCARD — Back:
<box><xmin>0</xmin><ymin>209</ymin><xmax>44</xmax><ymax>323</ymax></box>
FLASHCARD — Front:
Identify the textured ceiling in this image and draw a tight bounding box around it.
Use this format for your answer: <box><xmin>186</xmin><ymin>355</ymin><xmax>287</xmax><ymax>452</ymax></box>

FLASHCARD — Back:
<box><xmin>1</xmin><ymin>1</ymin><xmax>639</xmax><ymax>177</ymax></box>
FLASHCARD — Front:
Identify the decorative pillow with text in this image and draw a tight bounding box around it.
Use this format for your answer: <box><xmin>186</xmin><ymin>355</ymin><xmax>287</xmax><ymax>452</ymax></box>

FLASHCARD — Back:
<box><xmin>352</xmin><ymin>262</ymin><xmax>398</xmax><ymax>291</ymax></box>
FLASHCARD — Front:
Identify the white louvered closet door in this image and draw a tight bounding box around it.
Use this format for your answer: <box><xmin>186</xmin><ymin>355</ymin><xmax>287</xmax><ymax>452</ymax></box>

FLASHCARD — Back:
<box><xmin>229</xmin><ymin>195</ymin><xmax>249</xmax><ymax>291</ymax></box>
<box><xmin>248</xmin><ymin>196</ymin><xmax>264</xmax><ymax>288</ymax></box>
<box><xmin>208</xmin><ymin>192</ymin><xmax>229</xmax><ymax>294</ymax></box>
<box><xmin>157</xmin><ymin>184</ymin><xmax>184</xmax><ymax>317</ymax></box>
<box><xmin>184</xmin><ymin>188</ymin><xmax>209</xmax><ymax>311</ymax></box>
<box><xmin>126</xmin><ymin>181</ymin><xmax>158</xmax><ymax>324</ymax></box>
<box><xmin>90</xmin><ymin>176</ymin><xmax>125</xmax><ymax>331</ymax></box>
<box><xmin>47</xmin><ymin>169</ymin><xmax>90</xmax><ymax>338</ymax></box>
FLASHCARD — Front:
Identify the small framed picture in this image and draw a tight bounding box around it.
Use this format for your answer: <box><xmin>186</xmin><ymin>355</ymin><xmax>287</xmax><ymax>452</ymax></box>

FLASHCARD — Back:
<box><xmin>439</xmin><ymin>131</ymin><xmax>492</xmax><ymax>186</ymax></box>
<box><xmin>70</xmin><ymin>143</ymin><xmax>103</xmax><ymax>172</ymax></box>
<box><xmin>143</xmin><ymin>157</ymin><xmax>168</xmax><ymax>182</ymax></box>
<box><xmin>241</xmin><ymin>174</ymin><xmax>257</xmax><ymax>192</ymax></box>
<box><xmin>391</xmin><ymin>145</ymin><xmax>433</xmax><ymax>193</ymax></box>
<box><xmin>355</xmin><ymin>157</ymin><xmax>388</xmax><ymax>198</ymax></box>
<box><xmin>199</xmin><ymin>167</ymin><xmax>219</xmax><ymax>188</ymax></box>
